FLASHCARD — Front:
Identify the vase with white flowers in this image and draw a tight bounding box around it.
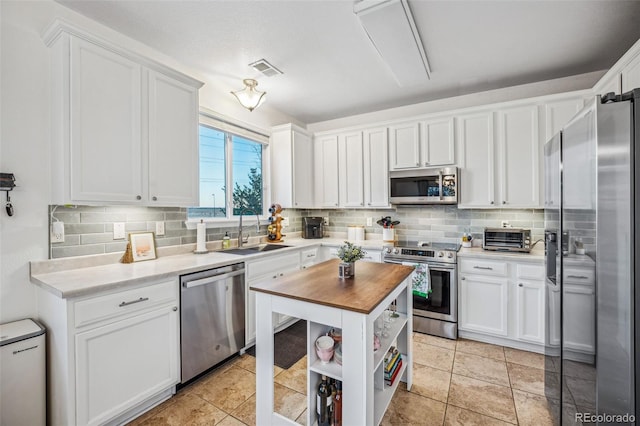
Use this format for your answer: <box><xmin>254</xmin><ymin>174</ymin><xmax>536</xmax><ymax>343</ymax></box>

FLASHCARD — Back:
<box><xmin>336</xmin><ymin>241</ymin><xmax>366</xmax><ymax>278</ymax></box>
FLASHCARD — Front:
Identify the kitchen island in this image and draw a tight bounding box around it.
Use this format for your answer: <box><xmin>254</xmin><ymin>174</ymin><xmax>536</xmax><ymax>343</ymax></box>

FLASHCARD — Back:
<box><xmin>251</xmin><ymin>259</ymin><xmax>414</xmax><ymax>425</ymax></box>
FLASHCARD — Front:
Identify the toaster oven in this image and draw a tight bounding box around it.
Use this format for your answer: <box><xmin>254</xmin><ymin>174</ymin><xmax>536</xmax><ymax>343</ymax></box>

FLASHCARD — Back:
<box><xmin>483</xmin><ymin>228</ymin><xmax>532</xmax><ymax>252</ymax></box>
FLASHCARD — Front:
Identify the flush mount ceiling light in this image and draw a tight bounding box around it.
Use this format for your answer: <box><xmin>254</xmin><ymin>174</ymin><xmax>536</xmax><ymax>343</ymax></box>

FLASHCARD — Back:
<box><xmin>230</xmin><ymin>78</ymin><xmax>266</xmax><ymax>112</ymax></box>
<box><xmin>354</xmin><ymin>0</ymin><xmax>431</xmax><ymax>87</ymax></box>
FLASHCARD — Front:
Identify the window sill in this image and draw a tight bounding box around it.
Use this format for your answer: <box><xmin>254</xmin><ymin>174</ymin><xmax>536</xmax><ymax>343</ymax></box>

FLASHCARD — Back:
<box><xmin>185</xmin><ymin>216</ymin><xmax>270</xmax><ymax>230</ymax></box>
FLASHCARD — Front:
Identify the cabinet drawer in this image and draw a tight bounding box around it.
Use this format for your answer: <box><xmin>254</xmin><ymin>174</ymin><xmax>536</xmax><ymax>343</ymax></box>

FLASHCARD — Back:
<box><xmin>563</xmin><ymin>267</ymin><xmax>595</xmax><ymax>284</ymax></box>
<box><xmin>247</xmin><ymin>252</ymin><xmax>300</xmax><ymax>280</ymax></box>
<box><xmin>516</xmin><ymin>263</ymin><xmax>545</xmax><ymax>280</ymax></box>
<box><xmin>300</xmin><ymin>248</ymin><xmax>319</xmax><ymax>264</ymax></box>
<box><xmin>460</xmin><ymin>259</ymin><xmax>508</xmax><ymax>276</ymax></box>
<box><xmin>74</xmin><ymin>280</ymin><xmax>177</xmax><ymax>328</ymax></box>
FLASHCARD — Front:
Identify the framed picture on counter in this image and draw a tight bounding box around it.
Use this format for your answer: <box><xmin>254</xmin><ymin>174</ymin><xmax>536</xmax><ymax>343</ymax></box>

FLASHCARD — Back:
<box><xmin>129</xmin><ymin>232</ymin><xmax>157</xmax><ymax>262</ymax></box>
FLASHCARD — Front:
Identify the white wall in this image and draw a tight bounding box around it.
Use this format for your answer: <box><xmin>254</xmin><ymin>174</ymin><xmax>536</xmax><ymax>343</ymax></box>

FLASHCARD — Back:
<box><xmin>0</xmin><ymin>0</ymin><xmax>301</xmax><ymax>323</ymax></box>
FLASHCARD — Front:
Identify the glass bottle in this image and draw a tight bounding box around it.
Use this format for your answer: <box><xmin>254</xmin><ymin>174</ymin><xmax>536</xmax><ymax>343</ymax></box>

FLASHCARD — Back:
<box><xmin>334</xmin><ymin>380</ymin><xmax>342</xmax><ymax>426</ymax></box>
<box><xmin>316</xmin><ymin>375</ymin><xmax>332</xmax><ymax>426</ymax></box>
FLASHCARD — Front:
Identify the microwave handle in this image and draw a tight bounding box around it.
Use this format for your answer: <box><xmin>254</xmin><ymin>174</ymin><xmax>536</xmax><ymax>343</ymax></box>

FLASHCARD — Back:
<box><xmin>439</xmin><ymin>169</ymin><xmax>443</xmax><ymax>201</ymax></box>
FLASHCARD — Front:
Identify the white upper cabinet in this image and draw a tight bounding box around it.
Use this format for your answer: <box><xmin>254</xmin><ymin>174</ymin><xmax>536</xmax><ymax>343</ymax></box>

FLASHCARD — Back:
<box><xmin>147</xmin><ymin>70</ymin><xmax>200</xmax><ymax>206</ymax></box>
<box><xmin>389</xmin><ymin>119</ymin><xmax>455</xmax><ymax>170</ymax></box>
<box><xmin>457</xmin><ymin>111</ymin><xmax>495</xmax><ymax>207</ymax></box>
<box><xmin>270</xmin><ymin>124</ymin><xmax>314</xmax><ymax>208</ymax></box>
<box><xmin>421</xmin><ymin>117</ymin><xmax>455</xmax><ymax>166</ymax></box>
<box><xmin>68</xmin><ymin>38</ymin><xmax>144</xmax><ymax>204</ymax></box>
<box><xmin>338</xmin><ymin>131</ymin><xmax>365</xmax><ymax>208</ymax></box>
<box><xmin>621</xmin><ymin>52</ymin><xmax>640</xmax><ymax>93</ymax></box>
<box><xmin>314</xmin><ymin>134</ymin><xmax>340</xmax><ymax>208</ymax></box>
<box><xmin>544</xmin><ymin>98</ymin><xmax>584</xmax><ymax>142</ymax></box>
<box><xmin>45</xmin><ymin>21</ymin><xmax>203</xmax><ymax>206</ymax></box>
<box><xmin>363</xmin><ymin>127</ymin><xmax>390</xmax><ymax>208</ymax></box>
<box><xmin>497</xmin><ymin>105</ymin><xmax>540</xmax><ymax>208</ymax></box>
<box><xmin>389</xmin><ymin>122</ymin><xmax>421</xmax><ymax>169</ymax></box>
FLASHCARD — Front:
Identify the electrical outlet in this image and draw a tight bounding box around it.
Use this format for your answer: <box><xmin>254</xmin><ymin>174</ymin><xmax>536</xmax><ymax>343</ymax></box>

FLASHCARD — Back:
<box><xmin>51</xmin><ymin>221</ymin><xmax>65</xmax><ymax>243</ymax></box>
<box><xmin>366</xmin><ymin>217</ymin><xmax>373</xmax><ymax>227</ymax></box>
<box><xmin>281</xmin><ymin>217</ymin><xmax>289</xmax><ymax>227</ymax></box>
<box><xmin>323</xmin><ymin>217</ymin><xmax>329</xmax><ymax>226</ymax></box>
<box><xmin>156</xmin><ymin>221</ymin><xmax>165</xmax><ymax>236</ymax></box>
<box><xmin>113</xmin><ymin>222</ymin><xmax>126</xmax><ymax>240</ymax></box>
<box><xmin>501</xmin><ymin>220</ymin><xmax>510</xmax><ymax>228</ymax></box>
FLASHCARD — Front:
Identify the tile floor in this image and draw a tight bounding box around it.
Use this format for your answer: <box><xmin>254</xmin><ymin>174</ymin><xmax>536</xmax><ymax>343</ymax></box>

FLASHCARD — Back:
<box><xmin>128</xmin><ymin>334</ymin><xmax>592</xmax><ymax>425</ymax></box>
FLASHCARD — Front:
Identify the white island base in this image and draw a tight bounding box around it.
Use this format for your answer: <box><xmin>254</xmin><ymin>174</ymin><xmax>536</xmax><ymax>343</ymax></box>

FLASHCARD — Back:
<box><xmin>253</xmin><ymin>259</ymin><xmax>413</xmax><ymax>426</ymax></box>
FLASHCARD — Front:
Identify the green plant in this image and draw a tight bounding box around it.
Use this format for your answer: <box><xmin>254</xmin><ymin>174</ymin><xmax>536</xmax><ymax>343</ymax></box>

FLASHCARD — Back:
<box><xmin>336</xmin><ymin>241</ymin><xmax>366</xmax><ymax>263</ymax></box>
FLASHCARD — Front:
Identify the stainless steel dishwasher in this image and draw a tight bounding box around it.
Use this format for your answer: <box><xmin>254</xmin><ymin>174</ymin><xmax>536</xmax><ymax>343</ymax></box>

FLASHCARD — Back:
<box><xmin>180</xmin><ymin>262</ymin><xmax>245</xmax><ymax>383</ymax></box>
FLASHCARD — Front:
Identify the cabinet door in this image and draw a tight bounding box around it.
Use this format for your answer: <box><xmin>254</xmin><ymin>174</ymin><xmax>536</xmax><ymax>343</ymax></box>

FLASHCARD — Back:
<box><xmin>421</xmin><ymin>117</ymin><xmax>455</xmax><ymax>166</ymax></box>
<box><xmin>563</xmin><ymin>284</ymin><xmax>595</xmax><ymax>354</ymax></box>
<box><xmin>147</xmin><ymin>70</ymin><xmax>199</xmax><ymax>206</ymax></box>
<box><xmin>75</xmin><ymin>305</ymin><xmax>179</xmax><ymax>426</ymax></box>
<box><xmin>515</xmin><ymin>280</ymin><xmax>545</xmax><ymax>344</ymax></box>
<box><xmin>70</xmin><ymin>38</ymin><xmax>143</xmax><ymax>203</ymax></box>
<box><xmin>389</xmin><ymin>122</ymin><xmax>420</xmax><ymax>170</ymax></box>
<box><xmin>459</xmin><ymin>275</ymin><xmax>508</xmax><ymax>336</ymax></box>
<box><xmin>621</xmin><ymin>53</ymin><xmax>640</xmax><ymax>93</ymax></box>
<box><xmin>497</xmin><ymin>105</ymin><xmax>540</xmax><ymax>207</ymax></box>
<box><xmin>314</xmin><ymin>135</ymin><xmax>340</xmax><ymax>207</ymax></box>
<box><xmin>363</xmin><ymin>127</ymin><xmax>389</xmax><ymax>208</ymax></box>
<box><xmin>544</xmin><ymin>98</ymin><xmax>584</xmax><ymax>142</ymax></box>
<box><xmin>339</xmin><ymin>132</ymin><xmax>365</xmax><ymax>207</ymax></box>
<box><xmin>292</xmin><ymin>131</ymin><xmax>314</xmax><ymax>208</ymax></box>
<box><xmin>457</xmin><ymin>112</ymin><xmax>495</xmax><ymax>207</ymax></box>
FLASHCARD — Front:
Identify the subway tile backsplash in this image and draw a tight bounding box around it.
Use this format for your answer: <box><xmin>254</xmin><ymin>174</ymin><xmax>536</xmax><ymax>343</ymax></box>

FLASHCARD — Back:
<box><xmin>49</xmin><ymin>205</ymin><xmax>547</xmax><ymax>259</ymax></box>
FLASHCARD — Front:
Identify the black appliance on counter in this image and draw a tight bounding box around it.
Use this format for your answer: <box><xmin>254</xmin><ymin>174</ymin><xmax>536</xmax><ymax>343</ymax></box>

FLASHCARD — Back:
<box><xmin>302</xmin><ymin>217</ymin><xmax>324</xmax><ymax>239</ymax></box>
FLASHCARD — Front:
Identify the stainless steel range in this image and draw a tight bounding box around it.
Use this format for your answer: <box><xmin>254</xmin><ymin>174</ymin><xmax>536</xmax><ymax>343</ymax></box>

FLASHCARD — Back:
<box><xmin>382</xmin><ymin>241</ymin><xmax>459</xmax><ymax>339</ymax></box>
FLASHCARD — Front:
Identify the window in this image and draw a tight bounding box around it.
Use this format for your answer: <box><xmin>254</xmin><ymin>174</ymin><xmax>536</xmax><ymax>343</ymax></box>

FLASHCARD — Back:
<box><xmin>188</xmin><ymin>117</ymin><xmax>267</xmax><ymax>221</ymax></box>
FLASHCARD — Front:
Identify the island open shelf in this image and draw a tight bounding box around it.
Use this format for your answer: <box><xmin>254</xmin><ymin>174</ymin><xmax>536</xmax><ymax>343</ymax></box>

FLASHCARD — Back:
<box><xmin>251</xmin><ymin>259</ymin><xmax>414</xmax><ymax>425</ymax></box>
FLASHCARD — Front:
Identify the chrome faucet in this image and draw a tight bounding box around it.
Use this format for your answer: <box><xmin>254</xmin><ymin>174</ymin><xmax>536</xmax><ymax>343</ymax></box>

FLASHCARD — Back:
<box><xmin>238</xmin><ymin>208</ymin><xmax>261</xmax><ymax>248</ymax></box>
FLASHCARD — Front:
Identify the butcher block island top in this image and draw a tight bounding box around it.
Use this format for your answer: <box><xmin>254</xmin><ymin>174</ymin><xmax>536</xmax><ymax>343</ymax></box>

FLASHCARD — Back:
<box><xmin>250</xmin><ymin>259</ymin><xmax>414</xmax><ymax>314</ymax></box>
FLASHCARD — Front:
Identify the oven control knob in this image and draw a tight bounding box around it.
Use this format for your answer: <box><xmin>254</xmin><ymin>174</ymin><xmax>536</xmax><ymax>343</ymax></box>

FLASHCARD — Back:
<box><xmin>437</xmin><ymin>251</ymin><xmax>444</xmax><ymax>258</ymax></box>
<box><xmin>384</xmin><ymin>247</ymin><xmax>391</xmax><ymax>254</ymax></box>
<box><xmin>392</xmin><ymin>248</ymin><xmax>400</xmax><ymax>255</ymax></box>
<box><xmin>447</xmin><ymin>252</ymin><xmax>453</xmax><ymax>259</ymax></box>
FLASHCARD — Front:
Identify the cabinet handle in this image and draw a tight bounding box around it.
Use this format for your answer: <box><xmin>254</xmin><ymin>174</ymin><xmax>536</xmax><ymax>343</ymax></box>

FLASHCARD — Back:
<box><xmin>461</xmin><ymin>277</ymin><xmax>466</xmax><ymax>280</ymax></box>
<box><xmin>519</xmin><ymin>283</ymin><xmax>524</xmax><ymax>287</ymax></box>
<box><xmin>173</xmin><ymin>306</ymin><xmax>178</xmax><ymax>311</ymax></box>
<box><xmin>567</xmin><ymin>275</ymin><xmax>589</xmax><ymax>279</ymax></box>
<box><xmin>119</xmin><ymin>297</ymin><xmax>149</xmax><ymax>307</ymax></box>
<box><xmin>279</xmin><ymin>273</ymin><xmax>284</xmax><ymax>276</ymax></box>
<box><xmin>473</xmin><ymin>266</ymin><xmax>493</xmax><ymax>270</ymax></box>
<box><xmin>368</xmin><ymin>202</ymin><xmax>371</xmax><ymax>206</ymax></box>
<box><xmin>502</xmin><ymin>200</ymin><xmax>507</xmax><ymax>205</ymax></box>
<box><xmin>416</xmin><ymin>162</ymin><xmax>420</xmax><ymax>166</ymax></box>
<box><xmin>136</xmin><ymin>195</ymin><xmax>142</xmax><ymax>200</ymax></box>
<box><xmin>272</xmin><ymin>275</ymin><xmax>277</xmax><ymax>279</ymax></box>
<box><xmin>335</xmin><ymin>203</ymin><xmax>338</xmax><ymax>206</ymax></box>
<box><xmin>152</xmin><ymin>196</ymin><xmax>158</xmax><ymax>201</ymax></box>
<box><xmin>306</xmin><ymin>254</ymin><xmax>315</xmax><ymax>258</ymax></box>
<box><xmin>360</xmin><ymin>203</ymin><xmax>363</xmax><ymax>206</ymax></box>
<box><xmin>424</xmin><ymin>162</ymin><xmax>429</xmax><ymax>166</ymax></box>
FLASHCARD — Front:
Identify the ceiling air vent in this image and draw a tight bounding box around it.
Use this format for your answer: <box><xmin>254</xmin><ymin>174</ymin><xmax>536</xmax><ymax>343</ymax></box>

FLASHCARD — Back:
<box><xmin>249</xmin><ymin>59</ymin><xmax>283</xmax><ymax>77</ymax></box>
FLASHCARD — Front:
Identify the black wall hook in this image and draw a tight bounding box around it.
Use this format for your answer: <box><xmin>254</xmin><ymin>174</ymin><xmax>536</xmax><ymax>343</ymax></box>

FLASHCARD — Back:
<box><xmin>1</xmin><ymin>173</ymin><xmax>16</xmax><ymax>217</ymax></box>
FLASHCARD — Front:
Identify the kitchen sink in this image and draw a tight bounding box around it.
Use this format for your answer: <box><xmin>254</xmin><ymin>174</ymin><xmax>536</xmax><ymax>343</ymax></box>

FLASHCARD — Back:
<box><xmin>220</xmin><ymin>244</ymin><xmax>290</xmax><ymax>255</ymax></box>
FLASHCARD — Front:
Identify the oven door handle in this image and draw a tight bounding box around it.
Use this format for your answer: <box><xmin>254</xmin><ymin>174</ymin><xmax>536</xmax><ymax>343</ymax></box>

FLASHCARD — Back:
<box><xmin>383</xmin><ymin>259</ymin><xmax>455</xmax><ymax>271</ymax></box>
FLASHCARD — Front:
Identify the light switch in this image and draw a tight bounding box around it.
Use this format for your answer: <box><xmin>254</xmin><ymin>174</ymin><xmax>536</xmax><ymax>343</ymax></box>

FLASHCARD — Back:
<box><xmin>366</xmin><ymin>217</ymin><xmax>373</xmax><ymax>227</ymax></box>
<box><xmin>113</xmin><ymin>222</ymin><xmax>126</xmax><ymax>240</ymax></box>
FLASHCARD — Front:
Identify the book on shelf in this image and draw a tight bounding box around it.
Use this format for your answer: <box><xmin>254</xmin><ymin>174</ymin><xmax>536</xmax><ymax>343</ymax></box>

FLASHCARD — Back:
<box><xmin>384</xmin><ymin>353</ymin><xmax>402</xmax><ymax>379</ymax></box>
<box><xmin>384</xmin><ymin>359</ymin><xmax>403</xmax><ymax>386</ymax></box>
<box><xmin>384</xmin><ymin>347</ymin><xmax>400</xmax><ymax>373</ymax></box>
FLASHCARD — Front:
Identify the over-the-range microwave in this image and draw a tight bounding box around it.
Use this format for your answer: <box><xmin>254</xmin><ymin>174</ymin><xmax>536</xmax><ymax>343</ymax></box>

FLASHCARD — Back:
<box><xmin>389</xmin><ymin>167</ymin><xmax>458</xmax><ymax>205</ymax></box>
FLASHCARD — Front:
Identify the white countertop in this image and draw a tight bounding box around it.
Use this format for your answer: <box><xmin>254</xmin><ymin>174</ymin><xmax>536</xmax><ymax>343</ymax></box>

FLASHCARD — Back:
<box><xmin>29</xmin><ymin>237</ymin><xmax>388</xmax><ymax>299</ymax></box>
<box><xmin>458</xmin><ymin>245</ymin><xmax>546</xmax><ymax>262</ymax></box>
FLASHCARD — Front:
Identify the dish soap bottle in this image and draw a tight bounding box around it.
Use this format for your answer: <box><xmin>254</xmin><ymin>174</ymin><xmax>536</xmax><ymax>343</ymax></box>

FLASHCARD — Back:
<box><xmin>222</xmin><ymin>232</ymin><xmax>231</xmax><ymax>249</ymax></box>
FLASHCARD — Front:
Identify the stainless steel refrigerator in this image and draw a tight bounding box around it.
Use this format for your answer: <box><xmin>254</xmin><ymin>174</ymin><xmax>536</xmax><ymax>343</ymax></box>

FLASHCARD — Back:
<box><xmin>544</xmin><ymin>88</ymin><xmax>639</xmax><ymax>425</ymax></box>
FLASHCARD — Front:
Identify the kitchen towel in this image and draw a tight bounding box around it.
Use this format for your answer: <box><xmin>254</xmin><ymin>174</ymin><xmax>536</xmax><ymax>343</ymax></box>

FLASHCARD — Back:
<box><xmin>403</xmin><ymin>262</ymin><xmax>430</xmax><ymax>298</ymax></box>
<box><xmin>196</xmin><ymin>221</ymin><xmax>207</xmax><ymax>252</ymax></box>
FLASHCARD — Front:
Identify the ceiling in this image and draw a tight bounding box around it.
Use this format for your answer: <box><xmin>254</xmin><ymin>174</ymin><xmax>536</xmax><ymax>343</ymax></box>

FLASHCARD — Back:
<box><xmin>56</xmin><ymin>0</ymin><xmax>640</xmax><ymax>124</ymax></box>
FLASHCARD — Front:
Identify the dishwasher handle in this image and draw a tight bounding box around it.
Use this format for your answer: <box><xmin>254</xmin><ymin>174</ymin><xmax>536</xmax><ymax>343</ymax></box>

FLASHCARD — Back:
<box><xmin>182</xmin><ymin>269</ymin><xmax>245</xmax><ymax>289</ymax></box>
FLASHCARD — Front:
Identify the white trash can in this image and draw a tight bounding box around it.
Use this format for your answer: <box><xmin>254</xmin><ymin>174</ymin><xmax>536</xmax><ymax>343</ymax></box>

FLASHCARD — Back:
<box><xmin>0</xmin><ymin>318</ymin><xmax>46</xmax><ymax>426</ymax></box>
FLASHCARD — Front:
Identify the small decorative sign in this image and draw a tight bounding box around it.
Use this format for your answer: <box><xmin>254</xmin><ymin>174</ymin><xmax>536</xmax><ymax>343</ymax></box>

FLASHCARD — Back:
<box><xmin>129</xmin><ymin>232</ymin><xmax>157</xmax><ymax>262</ymax></box>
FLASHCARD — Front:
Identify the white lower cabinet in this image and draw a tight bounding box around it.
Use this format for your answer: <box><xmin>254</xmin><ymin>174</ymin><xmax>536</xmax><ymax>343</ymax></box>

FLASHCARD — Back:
<box><xmin>458</xmin><ymin>257</ymin><xmax>546</xmax><ymax>350</ymax></box>
<box><xmin>246</xmin><ymin>251</ymin><xmax>302</xmax><ymax>344</ymax></box>
<box><xmin>459</xmin><ymin>274</ymin><xmax>509</xmax><ymax>336</ymax></box>
<box><xmin>76</xmin><ymin>305</ymin><xmax>179</xmax><ymax>425</ymax></box>
<box><xmin>36</xmin><ymin>279</ymin><xmax>180</xmax><ymax>426</ymax></box>
<box><xmin>562</xmin><ymin>263</ymin><xmax>596</xmax><ymax>355</ymax></box>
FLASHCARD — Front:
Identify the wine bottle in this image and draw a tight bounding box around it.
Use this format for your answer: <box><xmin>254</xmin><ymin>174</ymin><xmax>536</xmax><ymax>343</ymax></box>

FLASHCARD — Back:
<box><xmin>316</xmin><ymin>375</ymin><xmax>332</xmax><ymax>426</ymax></box>
<box><xmin>334</xmin><ymin>380</ymin><xmax>342</xmax><ymax>426</ymax></box>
